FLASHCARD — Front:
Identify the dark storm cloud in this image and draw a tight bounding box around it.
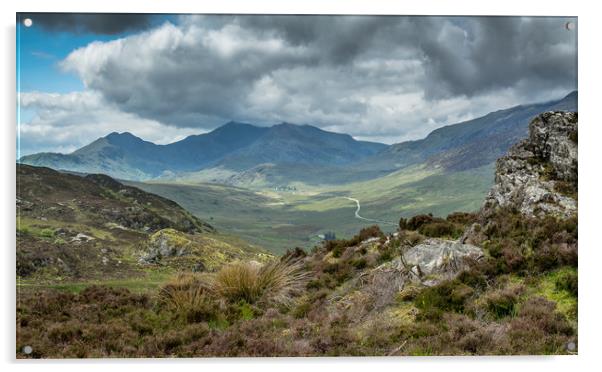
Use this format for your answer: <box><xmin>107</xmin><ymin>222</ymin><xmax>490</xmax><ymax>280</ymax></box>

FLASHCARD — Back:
<box><xmin>237</xmin><ymin>16</ymin><xmax>577</xmax><ymax>97</ymax></box>
<box><xmin>49</xmin><ymin>15</ymin><xmax>576</xmax><ymax>144</ymax></box>
<box><xmin>19</xmin><ymin>13</ymin><xmax>155</xmax><ymax>35</ymax></box>
<box><xmin>418</xmin><ymin>17</ymin><xmax>577</xmax><ymax>98</ymax></box>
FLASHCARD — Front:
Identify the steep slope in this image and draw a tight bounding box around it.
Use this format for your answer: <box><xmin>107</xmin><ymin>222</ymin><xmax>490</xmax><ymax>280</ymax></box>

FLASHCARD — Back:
<box><xmin>16</xmin><ymin>164</ymin><xmax>269</xmax><ymax>281</ymax></box>
<box><xmin>216</xmin><ymin>123</ymin><xmax>386</xmax><ymax>170</ymax></box>
<box><xmin>357</xmin><ymin>91</ymin><xmax>577</xmax><ymax>173</ymax></box>
<box><xmin>161</xmin><ymin>121</ymin><xmax>268</xmax><ymax>169</ymax></box>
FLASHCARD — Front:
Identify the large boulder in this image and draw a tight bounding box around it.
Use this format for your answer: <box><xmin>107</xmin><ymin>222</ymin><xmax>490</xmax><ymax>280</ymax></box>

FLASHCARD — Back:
<box><xmin>140</xmin><ymin>228</ymin><xmax>192</xmax><ymax>263</ymax></box>
<box><xmin>403</xmin><ymin>238</ymin><xmax>484</xmax><ymax>280</ymax></box>
<box><xmin>482</xmin><ymin>111</ymin><xmax>577</xmax><ymax>218</ymax></box>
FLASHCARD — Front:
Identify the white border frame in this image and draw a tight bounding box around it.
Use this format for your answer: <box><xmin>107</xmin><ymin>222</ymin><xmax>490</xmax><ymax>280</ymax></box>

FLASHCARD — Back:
<box><xmin>2</xmin><ymin>1</ymin><xmax>599</xmax><ymax>371</ymax></box>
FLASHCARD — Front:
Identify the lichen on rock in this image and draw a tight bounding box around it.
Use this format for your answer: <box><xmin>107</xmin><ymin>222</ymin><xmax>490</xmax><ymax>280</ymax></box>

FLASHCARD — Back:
<box><xmin>482</xmin><ymin>111</ymin><xmax>577</xmax><ymax>219</ymax></box>
<box><xmin>140</xmin><ymin>228</ymin><xmax>193</xmax><ymax>263</ymax></box>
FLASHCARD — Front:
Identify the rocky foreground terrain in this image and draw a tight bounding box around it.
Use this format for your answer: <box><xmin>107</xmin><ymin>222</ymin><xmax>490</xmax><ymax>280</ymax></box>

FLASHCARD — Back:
<box><xmin>16</xmin><ymin>112</ymin><xmax>578</xmax><ymax>357</ymax></box>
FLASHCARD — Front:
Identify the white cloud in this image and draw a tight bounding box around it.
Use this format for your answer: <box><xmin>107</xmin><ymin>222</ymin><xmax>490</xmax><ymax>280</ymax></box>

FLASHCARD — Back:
<box><xmin>18</xmin><ymin>91</ymin><xmax>201</xmax><ymax>156</ymax></box>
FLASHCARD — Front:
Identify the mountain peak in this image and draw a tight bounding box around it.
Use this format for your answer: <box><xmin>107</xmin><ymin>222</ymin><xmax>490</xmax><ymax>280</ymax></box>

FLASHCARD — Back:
<box><xmin>222</xmin><ymin>120</ymin><xmax>247</xmax><ymax>127</ymax></box>
<box><xmin>106</xmin><ymin>131</ymin><xmax>137</xmax><ymax>139</ymax></box>
<box><xmin>103</xmin><ymin>132</ymin><xmax>146</xmax><ymax>146</ymax></box>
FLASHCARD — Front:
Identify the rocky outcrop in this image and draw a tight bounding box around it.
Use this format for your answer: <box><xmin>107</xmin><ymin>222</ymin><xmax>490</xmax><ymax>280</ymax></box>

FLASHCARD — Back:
<box><xmin>482</xmin><ymin>111</ymin><xmax>577</xmax><ymax>218</ymax></box>
<box><xmin>139</xmin><ymin>228</ymin><xmax>192</xmax><ymax>263</ymax></box>
<box><xmin>329</xmin><ymin>238</ymin><xmax>483</xmax><ymax>317</ymax></box>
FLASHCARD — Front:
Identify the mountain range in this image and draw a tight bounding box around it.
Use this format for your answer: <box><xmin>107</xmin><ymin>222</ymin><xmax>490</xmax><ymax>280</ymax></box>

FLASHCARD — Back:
<box><xmin>19</xmin><ymin>91</ymin><xmax>577</xmax><ymax>186</ymax></box>
<box><xmin>20</xmin><ymin>121</ymin><xmax>386</xmax><ymax>181</ymax></box>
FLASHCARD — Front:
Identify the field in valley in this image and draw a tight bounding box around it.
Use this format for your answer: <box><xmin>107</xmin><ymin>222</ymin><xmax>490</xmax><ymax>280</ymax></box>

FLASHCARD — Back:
<box><xmin>130</xmin><ymin>163</ymin><xmax>495</xmax><ymax>254</ymax></box>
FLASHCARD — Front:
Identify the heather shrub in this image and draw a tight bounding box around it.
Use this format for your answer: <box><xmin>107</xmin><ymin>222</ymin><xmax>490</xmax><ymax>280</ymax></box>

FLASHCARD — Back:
<box><xmin>446</xmin><ymin>212</ymin><xmax>478</xmax><ymax>225</ymax></box>
<box><xmin>406</xmin><ymin>214</ymin><xmax>434</xmax><ymax>230</ymax></box>
<box><xmin>414</xmin><ymin>280</ymin><xmax>474</xmax><ymax>318</ymax></box>
<box><xmin>324</xmin><ymin>225</ymin><xmax>384</xmax><ymax>255</ymax></box>
<box><xmin>483</xmin><ymin>285</ymin><xmax>524</xmax><ymax>319</ymax></box>
<box><xmin>358</xmin><ymin>225</ymin><xmax>384</xmax><ymax>241</ymax></box>
<box><xmin>418</xmin><ymin>220</ymin><xmax>463</xmax><ymax>239</ymax></box>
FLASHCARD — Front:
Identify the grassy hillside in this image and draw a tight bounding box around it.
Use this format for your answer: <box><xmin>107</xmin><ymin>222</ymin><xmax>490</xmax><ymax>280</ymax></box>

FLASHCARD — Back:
<box><xmin>17</xmin><ymin>165</ymin><xmax>270</xmax><ymax>291</ymax></box>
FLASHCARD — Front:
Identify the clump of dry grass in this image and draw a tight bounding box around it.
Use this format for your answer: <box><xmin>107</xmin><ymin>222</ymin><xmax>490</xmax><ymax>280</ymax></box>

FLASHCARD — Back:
<box><xmin>159</xmin><ymin>258</ymin><xmax>309</xmax><ymax>322</ymax></box>
<box><xmin>212</xmin><ymin>259</ymin><xmax>310</xmax><ymax>307</ymax></box>
<box><xmin>158</xmin><ymin>273</ymin><xmax>220</xmax><ymax>323</ymax></box>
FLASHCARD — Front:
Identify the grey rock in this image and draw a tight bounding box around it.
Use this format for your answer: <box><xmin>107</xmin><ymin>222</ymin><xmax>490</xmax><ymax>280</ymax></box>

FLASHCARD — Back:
<box><xmin>71</xmin><ymin>232</ymin><xmax>94</xmax><ymax>243</ymax></box>
<box><xmin>139</xmin><ymin>229</ymin><xmax>192</xmax><ymax>264</ymax></box>
<box><xmin>403</xmin><ymin>238</ymin><xmax>484</xmax><ymax>280</ymax></box>
<box><xmin>192</xmin><ymin>261</ymin><xmax>206</xmax><ymax>272</ymax></box>
<box><xmin>482</xmin><ymin>111</ymin><xmax>577</xmax><ymax>219</ymax></box>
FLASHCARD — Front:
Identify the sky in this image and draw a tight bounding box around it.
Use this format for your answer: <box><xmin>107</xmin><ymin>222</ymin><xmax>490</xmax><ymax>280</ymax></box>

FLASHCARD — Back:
<box><xmin>16</xmin><ymin>13</ymin><xmax>577</xmax><ymax>156</ymax></box>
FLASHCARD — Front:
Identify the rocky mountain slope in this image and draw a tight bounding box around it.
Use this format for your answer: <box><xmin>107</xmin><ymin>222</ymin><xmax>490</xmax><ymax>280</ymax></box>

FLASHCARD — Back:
<box><xmin>17</xmin><ymin>164</ymin><xmax>269</xmax><ymax>281</ymax></box>
<box><xmin>149</xmin><ymin>92</ymin><xmax>577</xmax><ymax>189</ymax></box>
<box><xmin>355</xmin><ymin>91</ymin><xmax>577</xmax><ymax>173</ymax></box>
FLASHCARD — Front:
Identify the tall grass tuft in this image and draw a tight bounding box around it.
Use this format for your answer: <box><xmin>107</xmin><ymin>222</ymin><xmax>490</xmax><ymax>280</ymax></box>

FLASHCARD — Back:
<box><xmin>158</xmin><ymin>273</ymin><xmax>220</xmax><ymax>323</ymax></box>
<box><xmin>213</xmin><ymin>259</ymin><xmax>309</xmax><ymax>307</ymax></box>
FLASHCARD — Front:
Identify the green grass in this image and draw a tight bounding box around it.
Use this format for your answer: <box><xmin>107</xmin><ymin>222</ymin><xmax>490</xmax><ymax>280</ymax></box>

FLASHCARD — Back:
<box><xmin>533</xmin><ymin>267</ymin><xmax>578</xmax><ymax>321</ymax></box>
<box><xmin>17</xmin><ymin>269</ymin><xmax>175</xmax><ymax>294</ymax></box>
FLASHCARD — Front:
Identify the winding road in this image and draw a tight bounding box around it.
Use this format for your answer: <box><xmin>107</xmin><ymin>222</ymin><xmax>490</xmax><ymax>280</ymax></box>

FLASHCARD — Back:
<box><xmin>343</xmin><ymin>196</ymin><xmax>397</xmax><ymax>226</ymax></box>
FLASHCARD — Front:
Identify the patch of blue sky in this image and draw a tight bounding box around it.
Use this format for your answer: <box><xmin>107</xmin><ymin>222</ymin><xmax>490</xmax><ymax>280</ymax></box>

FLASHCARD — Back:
<box><xmin>16</xmin><ymin>14</ymin><xmax>176</xmax><ymax>93</ymax></box>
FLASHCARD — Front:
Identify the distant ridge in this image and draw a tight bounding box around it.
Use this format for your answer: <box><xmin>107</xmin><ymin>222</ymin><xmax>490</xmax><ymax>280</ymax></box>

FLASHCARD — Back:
<box><xmin>354</xmin><ymin>91</ymin><xmax>577</xmax><ymax>173</ymax></box>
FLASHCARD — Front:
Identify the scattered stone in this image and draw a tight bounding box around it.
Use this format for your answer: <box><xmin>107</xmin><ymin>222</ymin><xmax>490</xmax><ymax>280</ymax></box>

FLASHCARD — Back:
<box><xmin>192</xmin><ymin>261</ymin><xmax>206</xmax><ymax>272</ymax></box>
<box><xmin>70</xmin><ymin>233</ymin><xmax>95</xmax><ymax>243</ymax></box>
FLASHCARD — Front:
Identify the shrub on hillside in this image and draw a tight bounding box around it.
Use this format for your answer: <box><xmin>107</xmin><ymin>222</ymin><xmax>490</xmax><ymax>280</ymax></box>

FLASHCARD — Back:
<box><xmin>158</xmin><ymin>274</ymin><xmax>220</xmax><ymax>323</ymax></box>
<box><xmin>446</xmin><ymin>212</ymin><xmax>478</xmax><ymax>225</ymax></box>
<box><xmin>483</xmin><ymin>285</ymin><xmax>524</xmax><ymax>319</ymax></box>
<box><xmin>414</xmin><ymin>279</ymin><xmax>474</xmax><ymax>319</ymax></box>
<box><xmin>358</xmin><ymin>225</ymin><xmax>385</xmax><ymax>241</ymax></box>
<box><xmin>555</xmin><ymin>270</ymin><xmax>578</xmax><ymax>297</ymax></box>
<box><xmin>418</xmin><ymin>220</ymin><xmax>463</xmax><ymax>239</ymax></box>
<box><xmin>324</xmin><ymin>225</ymin><xmax>384</xmax><ymax>255</ymax></box>
<box><xmin>406</xmin><ymin>214</ymin><xmax>434</xmax><ymax>230</ymax></box>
